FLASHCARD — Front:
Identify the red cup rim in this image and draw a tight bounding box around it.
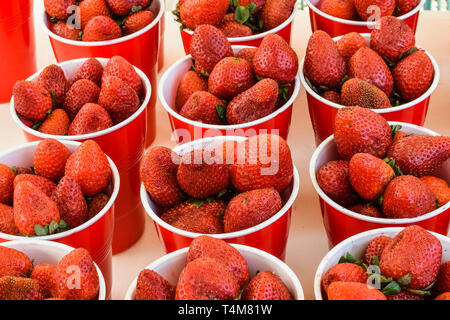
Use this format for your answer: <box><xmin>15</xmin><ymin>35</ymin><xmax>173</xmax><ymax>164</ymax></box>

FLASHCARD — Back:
<box><xmin>158</xmin><ymin>45</ymin><xmax>301</xmax><ymax>130</ymax></box>
<box><xmin>299</xmin><ymin>33</ymin><xmax>440</xmax><ymax>114</ymax></box>
<box><xmin>37</xmin><ymin>0</ymin><xmax>165</xmax><ymax>46</ymax></box>
<box><xmin>305</xmin><ymin>0</ymin><xmax>425</xmax><ymax>26</ymax></box>
<box><xmin>141</xmin><ymin>135</ymin><xmax>300</xmax><ymax>240</ymax></box>
<box><xmin>313</xmin><ymin>226</ymin><xmax>450</xmax><ymax>300</ymax></box>
<box><xmin>175</xmin><ymin>0</ymin><xmax>298</xmax><ymax>42</ymax></box>
<box><xmin>0</xmin><ymin>140</ymin><xmax>120</xmax><ymax>241</ymax></box>
<box><xmin>309</xmin><ymin>121</ymin><xmax>450</xmax><ymax>225</ymax></box>
<box><xmin>10</xmin><ymin>57</ymin><xmax>151</xmax><ymax>141</ymax></box>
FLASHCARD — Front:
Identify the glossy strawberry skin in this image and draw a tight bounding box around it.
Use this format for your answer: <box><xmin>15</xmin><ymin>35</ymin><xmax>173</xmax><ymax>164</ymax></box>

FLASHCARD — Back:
<box><xmin>0</xmin><ymin>204</ymin><xmax>18</xmax><ymax>235</ymax></box>
<box><xmin>0</xmin><ymin>164</ymin><xmax>15</xmax><ymax>205</ymax></box>
<box><xmin>235</xmin><ymin>48</ymin><xmax>257</xmax><ymax>69</ymax></box>
<box><xmin>180</xmin><ymin>0</ymin><xmax>229</xmax><ymax>30</ymax></box>
<box><xmin>336</xmin><ymin>32</ymin><xmax>366</xmax><ymax>61</ymax></box>
<box><xmin>68</xmin><ymin>103</ymin><xmax>113</xmax><ymax>136</ymax></box>
<box><xmin>218</xmin><ymin>21</ymin><xmax>252</xmax><ymax>37</ymax></box>
<box><xmin>82</xmin><ymin>16</ymin><xmax>122</xmax><ymax>42</ymax></box>
<box><xmin>320</xmin><ymin>0</ymin><xmax>358</xmax><ymax>20</ymax></box>
<box><xmin>0</xmin><ymin>276</ymin><xmax>44</xmax><ymax>300</ymax></box>
<box><xmin>0</xmin><ymin>247</ymin><xmax>32</xmax><ymax>278</ymax></box>
<box><xmin>349</xmin><ymin>204</ymin><xmax>383</xmax><ymax>218</ymax></box>
<box><xmin>397</xmin><ymin>0</ymin><xmax>419</xmax><ymax>15</ymax></box>
<box><xmin>44</xmin><ymin>0</ymin><xmax>77</xmax><ymax>20</ymax></box>
<box><xmin>321</xmin><ymin>91</ymin><xmax>341</xmax><ymax>104</ymax></box>
<box><xmin>179</xmin><ymin>91</ymin><xmax>224</xmax><ymax>125</ymax></box>
<box><xmin>87</xmin><ymin>193</ymin><xmax>110</xmax><ymax>220</ymax></box>
<box><xmin>63</xmin><ymin>79</ymin><xmax>100</xmax><ymax>119</ymax></box>
<box><xmin>78</xmin><ymin>0</ymin><xmax>112</xmax><ymax>29</ymax></box>
<box><xmin>322</xmin><ymin>263</ymin><xmax>368</xmax><ymax>293</ymax></box>
<box><xmin>37</xmin><ymin>64</ymin><xmax>67</xmax><ymax>107</ymax></box>
<box><xmin>363</xmin><ymin>236</ymin><xmax>392</xmax><ymax>265</ymax></box>
<box><xmin>261</xmin><ymin>0</ymin><xmax>296</xmax><ymax>31</ymax></box>
<box><xmin>73</xmin><ymin>58</ymin><xmax>104</xmax><ymax>86</ymax></box>
<box><xmin>341</xmin><ymin>78</ymin><xmax>391</xmax><ymax>109</ymax></box>
<box><xmin>327</xmin><ymin>281</ymin><xmax>387</xmax><ymax>300</ymax></box>
<box><xmin>420</xmin><ymin>176</ymin><xmax>450</xmax><ymax>206</ymax></box>
<box><xmin>13</xmin><ymin>174</ymin><xmax>57</xmax><ymax>198</ymax></box>
<box><xmin>106</xmin><ymin>0</ymin><xmax>149</xmax><ymax>15</ymax></box>
<box><xmin>135</xmin><ymin>269</ymin><xmax>174</xmax><ymax>300</ymax></box>
<box><xmin>33</xmin><ymin>138</ymin><xmax>71</xmax><ymax>182</ymax></box>
<box><xmin>38</xmin><ymin>109</ymin><xmax>70</xmax><ymax>136</ymax></box>
<box><xmin>242</xmin><ymin>271</ymin><xmax>293</xmax><ymax>300</ymax></box>
<box><xmin>50</xmin><ymin>22</ymin><xmax>80</xmax><ymax>41</ymax></box>
<box><xmin>102</xmin><ymin>56</ymin><xmax>143</xmax><ymax>98</ymax></box>
<box><xmin>353</xmin><ymin>0</ymin><xmax>395</xmax><ymax>20</ymax></box>
<box><xmin>175</xmin><ymin>71</ymin><xmax>208</xmax><ymax>111</ymax></box>
<box><xmin>123</xmin><ymin>10</ymin><xmax>156</xmax><ymax>36</ymax></box>
<box><xmin>13</xmin><ymin>81</ymin><xmax>53</xmax><ymax>122</ymax></box>
<box><xmin>30</xmin><ymin>264</ymin><xmax>57</xmax><ymax>298</ymax></box>
<box><xmin>388</xmin><ymin>290</ymin><xmax>423</xmax><ymax>300</ymax></box>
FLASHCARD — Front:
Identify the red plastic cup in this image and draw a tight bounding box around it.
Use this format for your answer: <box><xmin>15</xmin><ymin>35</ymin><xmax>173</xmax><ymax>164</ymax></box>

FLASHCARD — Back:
<box><xmin>175</xmin><ymin>1</ymin><xmax>298</xmax><ymax>54</ymax></box>
<box><xmin>300</xmin><ymin>33</ymin><xmax>440</xmax><ymax>146</ymax></box>
<box><xmin>314</xmin><ymin>227</ymin><xmax>450</xmax><ymax>300</ymax></box>
<box><xmin>36</xmin><ymin>0</ymin><xmax>164</xmax><ymax>147</ymax></box>
<box><xmin>309</xmin><ymin>121</ymin><xmax>450</xmax><ymax>248</ymax></box>
<box><xmin>0</xmin><ymin>0</ymin><xmax>36</xmax><ymax>103</ymax></box>
<box><xmin>1</xmin><ymin>240</ymin><xmax>107</xmax><ymax>300</ymax></box>
<box><xmin>10</xmin><ymin>58</ymin><xmax>151</xmax><ymax>255</ymax></box>
<box><xmin>158</xmin><ymin>9</ymin><xmax>165</xmax><ymax>72</ymax></box>
<box><xmin>159</xmin><ymin>46</ymin><xmax>301</xmax><ymax>143</ymax></box>
<box><xmin>305</xmin><ymin>0</ymin><xmax>425</xmax><ymax>37</ymax></box>
<box><xmin>0</xmin><ymin>140</ymin><xmax>119</xmax><ymax>299</ymax></box>
<box><xmin>141</xmin><ymin>136</ymin><xmax>300</xmax><ymax>261</ymax></box>
<box><xmin>124</xmin><ymin>243</ymin><xmax>304</xmax><ymax>299</ymax></box>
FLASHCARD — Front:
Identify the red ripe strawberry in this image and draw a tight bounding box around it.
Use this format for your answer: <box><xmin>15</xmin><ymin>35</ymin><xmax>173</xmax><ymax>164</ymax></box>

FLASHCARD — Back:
<box><xmin>189</xmin><ymin>25</ymin><xmax>233</xmax><ymax>74</ymax></box>
<box><xmin>436</xmin><ymin>292</ymin><xmax>450</xmax><ymax>300</ymax></box>
<box><xmin>353</xmin><ymin>0</ymin><xmax>395</xmax><ymax>20</ymax></box>
<box><xmin>14</xmin><ymin>174</ymin><xmax>57</xmax><ymax>198</ymax></box>
<box><xmin>105</xmin><ymin>0</ymin><xmax>149</xmax><ymax>15</ymax></box>
<box><xmin>82</xmin><ymin>16</ymin><xmax>122</xmax><ymax>42</ymax></box>
<box><xmin>370</xmin><ymin>16</ymin><xmax>415</xmax><ymax>62</ymax></box>
<box><xmin>380</xmin><ymin>225</ymin><xmax>442</xmax><ymax>289</ymax></box>
<box><xmin>226</xmin><ymin>78</ymin><xmax>278</xmax><ymax>125</ymax></box>
<box><xmin>13</xmin><ymin>181</ymin><xmax>60</xmax><ymax>236</ymax></box>
<box><xmin>51</xmin><ymin>176</ymin><xmax>88</xmax><ymax>228</ymax></box>
<box><xmin>37</xmin><ymin>64</ymin><xmax>67</xmax><ymax>107</ymax></box>
<box><xmin>0</xmin><ymin>204</ymin><xmax>18</xmax><ymax>235</ymax></box>
<box><xmin>349</xmin><ymin>153</ymin><xmax>395</xmax><ymax>201</ymax></box>
<box><xmin>327</xmin><ymin>281</ymin><xmax>387</xmax><ymax>300</ymax></box>
<box><xmin>253</xmin><ymin>34</ymin><xmax>298</xmax><ymax>84</ymax></box>
<box><xmin>140</xmin><ymin>146</ymin><xmax>183</xmax><ymax>208</ymax></box>
<box><xmin>0</xmin><ymin>164</ymin><xmax>15</xmax><ymax>205</ymax></box>
<box><xmin>334</xmin><ymin>106</ymin><xmax>392</xmax><ymax>160</ymax></box>
<box><xmin>320</xmin><ymin>0</ymin><xmax>358</xmax><ymax>20</ymax></box>
<box><xmin>317</xmin><ymin>160</ymin><xmax>357</xmax><ymax>207</ymax></box>
<box><xmin>175</xmin><ymin>257</ymin><xmax>240</xmax><ymax>300</ymax></box>
<box><xmin>64</xmin><ymin>79</ymin><xmax>100</xmax><ymax>119</ymax></box>
<box><xmin>230</xmin><ymin>134</ymin><xmax>293</xmax><ymax>192</ymax></box>
<box><xmin>38</xmin><ymin>109</ymin><xmax>70</xmax><ymax>136</ymax></box>
<box><xmin>49</xmin><ymin>22</ymin><xmax>80</xmax><ymax>41</ymax></box>
<box><xmin>65</xmin><ymin>140</ymin><xmax>112</xmax><ymax>196</ymax></box>
<box><xmin>161</xmin><ymin>201</ymin><xmax>225</xmax><ymax>234</ymax></box>
<box><xmin>420</xmin><ymin>176</ymin><xmax>450</xmax><ymax>206</ymax></box>
<box><xmin>180</xmin><ymin>0</ymin><xmax>229</xmax><ymax>29</ymax></box>
<box><xmin>224</xmin><ymin>188</ymin><xmax>283</xmax><ymax>232</ymax></box>
<box><xmin>73</xmin><ymin>58</ymin><xmax>104</xmax><ymax>86</ymax></box>
<box><xmin>341</xmin><ymin>78</ymin><xmax>391</xmax><ymax>109</ymax></box>
<box><xmin>188</xmin><ymin>236</ymin><xmax>250</xmax><ymax>287</ymax></box>
<box><xmin>44</xmin><ymin>0</ymin><xmax>76</xmax><ymax>20</ymax></box>
<box><xmin>135</xmin><ymin>269</ymin><xmax>174</xmax><ymax>300</ymax></box>
<box><xmin>233</xmin><ymin>0</ymin><xmax>266</xmax><ymax>11</ymax></box>
<box><xmin>98</xmin><ymin>76</ymin><xmax>141</xmax><ymax>124</ymax></box>
<box><xmin>102</xmin><ymin>56</ymin><xmax>143</xmax><ymax>98</ymax></box>
<box><xmin>55</xmin><ymin>248</ymin><xmax>99</xmax><ymax>300</ymax></box>
<box><xmin>304</xmin><ymin>31</ymin><xmax>346</xmax><ymax>88</ymax></box>
<box><xmin>33</xmin><ymin>139</ymin><xmax>71</xmax><ymax>182</ymax></box>
<box><xmin>322</xmin><ymin>263</ymin><xmax>368</xmax><ymax>293</ymax></box>
<box><xmin>349</xmin><ymin>204</ymin><xmax>383</xmax><ymax>218</ymax></box>
<box><xmin>0</xmin><ymin>246</ymin><xmax>32</xmax><ymax>277</ymax></box>
<box><xmin>363</xmin><ymin>236</ymin><xmax>392</xmax><ymax>265</ymax></box>
<box><xmin>433</xmin><ymin>261</ymin><xmax>450</xmax><ymax>297</ymax></box>
<box><xmin>396</xmin><ymin>0</ymin><xmax>419</xmax><ymax>16</ymax></box>
<box><xmin>218</xmin><ymin>21</ymin><xmax>252</xmax><ymax>38</ymax></box>
<box><xmin>321</xmin><ymin>91</ymin><xmax>341</xmax><ymax>104</ymax></box>
<box><xmin>179</xmin><ymin>91</ymin><xmax>224</xmax><ymax>125</ymax></box>
<box><xmin>393</xmin><ymin>50</ymin><xmax>434</xmax><ymax>101</ymax></box>
<box><xmin>208</xmin><ymin>57</ymin><xmax>255</xmax><ymax>100</ymax></box>
<box><xmin>242</xmin><ymin>271</ymin><xmax>293</xmax><ymax>300</ymax></box>
<box><xmin>388</xmin><ymin>290</ymin><xmax>423</xmax><ymax>300</ymax></box>
<box><xmin>387</xmin><ymin>135</ymin><xmax>450</xmax><ymax>176</ymax></box>
<box><xmin>393</xmin><ymin>130</ymin><xmax>408</xmax><ymax>142</ymax></box>
<box><xmin>78</xmin><ymin>0</ymin><xmax>112</xmax><ymax>29</ymax></box>
<box><xmin>68</xmin><ymin>103</ymin><xmax>113</xmax><ymax>136</ymax></box>
<box><xmin>30</xmin><ymin>264</ymin><xmax>57</xmax><ymax>298</ymax></box>
<box><xmin>261</xmin><ymin>0</ymin><xmax>296</xmax><ymax>31</ymax></box>
<box><xmin>336</xmin><ymin>32</ymin><xmax>366</xmax><ymax>61</ymax></box>
<box><xmin>13</xmin><ymin>81</ymin><xmax>53</xmax><ymax>122</ymax></box>
<box><xmin>87</xmin><ymin>193</ymin><xmax>110</xmax><ymax>219</ymax></box>
<box><xmin>382</xmin><ymin>175</ymin><xmax>436</xmax><ymax>218</ymax></box>
<box><xmin>123</xmin><ymin>10</ymin><xmax>155</xmax><ymax>35</ymax></box>
<box><xmin>0</xmin><ymin>276</ymin><xmax>44</xmax><ymax>300</ymax></box>
<box><xmin>12</xmin><ymin>167</ymin><xmax>33</xmax><ymax>176</ymax></box>
<box><xmin>213</xmin><ymin>140</ymin><xmax>239</xmax><ymax>166</ymax></box>
<box><xmin>175</xmin><ymin>71</ymin><xmax>208</xmax><ymax>111</ymax></box>
<box><xmin>235</xmin><ymin>48</ymin><xmax>257</xmax><ymax>69</ymax></box>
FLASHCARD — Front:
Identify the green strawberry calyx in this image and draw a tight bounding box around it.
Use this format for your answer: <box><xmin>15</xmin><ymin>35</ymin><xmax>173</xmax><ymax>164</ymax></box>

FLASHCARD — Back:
<box><xmin>33</xmin><ymin>220</ymin><xmax>69</xmax><ymax>237</ymax></box>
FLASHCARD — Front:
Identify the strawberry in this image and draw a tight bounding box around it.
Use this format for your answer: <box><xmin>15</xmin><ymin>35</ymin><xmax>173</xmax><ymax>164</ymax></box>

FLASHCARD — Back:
<box><xmin>380</xmin><ymin>225</ymin><xmax>442</xmax><ymax>289</ymax></box>
<box><xmin>179</xmin><ymin>91</ymin><xmax>224</xmax><ymax>125</ymax></box>
<box><xmin>387</xmin><ymin>135</ymin><xmax>450</xmax><ymax>176</ymax></box>
<box><xmin>105</xmin><ymin>0</ymin><xmax>149</xmax><ymax>16</ymax></box>
<box><xmin>0</xmin><ymin>204</ymin><xmax>18</xmax><ymax>235</ymax></box>
<box><xmin>393</xmin><ymin>130</ymin><xmax>408</xmax><ymax>142</ymax></box>
<box><xmin>233</xmin><ymin>0</ymin><xmax>266</xmax><ymax>11</ymax></box>
<box><xmin>160</xmin><ymin>201</ymin><xmax>225</xmax><ymax>234</ymax></box>
<box><xmin>87</xmin><ymin>193</ymin><xmax>110</xmax><ymax>219</ymax></box>
<box><xmin>214</xmin><ymin>140</ymin><xmax>239</xmax><ymax>166</ymax></box>
<box><xmin>349</xmin><ymin>203</ymin><xmax>383</xmax><ymax>218</ymax></box>
<box><xmin>392</xmin><ymin>50</ymin><xmax>434</xmax><ymax>101</ymax></box>
<box><xmin>64</xmin><ymin>79</ymin><xmax>100</xmax><ymax>119</ymax></box>
<box><xmin>180</xmin><ymin>0</ymin><xmax>229</xmax><ymax>29</ymax></box>
<box><xmin>0</xmin><ymin>164</ymin><xmax>15</xmax><ymax>205</ymax></box>
<box><xmin>218</xmin><ymin>21</ymin><xmax>252</xmax><ymax>38</ymax></box>
<box><xmin>327</xmin><ymin>281</ymin><xmax>386</xmax><ymax>300</ymax></box>
<box><xmin>175</xmin><ymin>70</ymin><xmax>208</xmax><ymax>111</ymax></box>
<box><xmin>370</xmin><ymin>16</ymin><xmax>415</xmax><ymax>62</ymax></box>
<box><xmin>13</xmin><ymin>81</ymin><xmax>53</xmax><ymax>122</ymax></box>
<box><xmin>68</xmin><ymin>103</ymin><xmax>113</xmax><ymax>135</ymax></box>
<box><xmin>37</xmin><ymin>64</ymin><xmax>67</xmax><ymax>107</ymax></box>
<box><xmin>65</xmin><ymin>140</ymin><xmax>112</xmax><ymax>196</ymax></box>
<box><xmin>388</xmin><ymin>290</ymin><xmax>423</xmax><ymax>300</ymax></box>
<box><xmin>140</xmin><ymin>146</ymin><xmax>183</xmax><ymax>208</ymax></box>
<box><xmin>224</xmin><ymin>188</ymin><xmax>283</xmax><ymax>232</ymax></box>
<box><xmin>123</xmin><ymin>10</ymin><xmax>155</xmax><ymax>35</ymax></box>
<box><xmin>321</xmin><ymin>91</ymin><xmax>341</xmax><ymax>104</ymax></box>
<box><xmin>55</xmin><ymin>248</ymin><xmax>99</xmax><ymax>300</ymax></box>
<box><xmin>304</xmin><ymin>31</ymin><xmax>346</xmax><ymax>88</ymax></box>
<box><xmin>49</xmin><ymin>22</ymin><xmax>80</xmax><ymax>41</ymax></box>
<box><xmin>13</xmin><ymin>181</ymin><xmax>60</xmax><ymax>236</ymax></box>
<box><xmin>177</xmin><ymin>149</ymin><xmax>229</xmax><ymax>199</ymax></box>
<box><xmin>14</xmin><ymin>174</ymin><xmax>57</xmax><ymax>197</ymax></box>
<box><xmin>320</xmin><ymin>0</ymin><xmax>358</xmax><ymax>20</ymax></box>
<box><xmin>420</xmin><ymin>176</ymin><xmax>450</xmax><ymax>206</ymax></box>
<box><xmin>102</xmin><ymin>56</ymin><xmax>143</xmax><ymax>98</ymax></box>
<box><xmin>226</xmin><ymin>78</ymin><xmax>278</xmax><ymax>125</ymax></box>
<box><xmin>353</xmin><ymin>0</ymin><xmax>395</xmax><ymax>20</ymax></box>
<box><xmin>189</xmin><ymin>25</ymin><xmax>233</xmax><ymax>74</ymax></box>
<box><xmin>242</xmin><ymin>271</ymin><xmax>293</xmax><ymax>300</ymax></box>
<box><xmin>82</xmin><ymin>16</ymin><xmax>122</xmax><ymax>42</ymax></box>
<box><xmin>135</xmin><ymin>269</ymin><xmax>174</xmax><ymax>300</ymax></box>
<box><xmin>38</xmin><ymin>109</ymin><xmax>70</xmax><ymax>136</ymax></box>
<box><xmin>396</xmin><ymin>0</ymin><xmax>419</xmax><ymax>16</ymax></box>
<box><xmin>12</xmin><ymin>167</ymin><xmax>33</xmax><ymax>176</ymax></box>
<box><xmin>72</xmin><ymin>58</ymin><xmax>104</xmax><ymax>86</ymax></box>
<box><xmin>175</xmin><ymin>257</ymin><xmax>240</xmax><ymax>300</ymax></box>
<box><xmin>44</xmin><ymin>0</ymin><xmax>77</xmax><ymax>20</ymax></box>
<box><xmin>341</xmin><ymin>78</ymin><xmax>391</xmax><ymax>109</ymax></box>
<box><xmin>0</xmin><ymin>247</ymin><xmax>32</xmax><ymax>277</ymax></box>
<box><xmin>336</xmin><ymin>32</ymin><xmax>366</xmax><ymax>61</ymax></box>
<box><xmin>230</xmin><ymin>134</ymin><xmax>293</xmax><ymax>192</ymax></box>
<box><xmin>253</xmin><ymin>34</ymin><xmax>298</xmax><ymax>83</ymax></box>
<box><xmin>436</xmin><ymin>292</ymin><xmax>450</xmax><ymax>300</ymax></box>
<box><xmin>235</xmin><ymin>48</ymin><xmax>257</xmax><ymax>69</ymax></box>
<box><xmin>433</xmin><ymin>261</ymin><xmax>450</xmax><ymax>297</ymax></box>
<box><xmin>78</xmin><ymin>0</ymin><xmax>112</xmax><ymax>29</ymax></box>
<box><xmin>30</xmin><ymin>264</ymin><xmax>57</xmax><ymax>298</ymax></box>
<box><xmin>0</xmin><ymin>276</ymin><xmax>44</xmax><ymax>300</ymax></box>
<box><xmin>322</xmin><ymin>263</ymin><xmax>368</xmax><ymax>293</ymax></box>
<box><xmin>188</xmin><ymin>236</ymin><xmax>250</xmax><ymax>287</ymax></box>
<box><xmin>363</xmin><ymin>236</ymin><xmax>392</xmax><ymax>265</ymax></box>
<box><xmin>317</xmin><ymin>160</ymin><xmax>357</xmax><ymax>207</ymax></box>
<box><xmin>33</xmin><ymin>139</ymin><xmax>71</xmax><ymax>182</ymax></box>
<box><xmin>98</xmin><ymin>76</ymin><xmax>141</xmax><ymax>124</ymax></box>
<box><xmin>334</xmin><ymin>106</ymin><xmax>392</xmax><ymax>160</ymax></box>
<box><xmin>261</xmin><ymin>0</ymin><xmax>296</xmax><ymax>31</ymax></box>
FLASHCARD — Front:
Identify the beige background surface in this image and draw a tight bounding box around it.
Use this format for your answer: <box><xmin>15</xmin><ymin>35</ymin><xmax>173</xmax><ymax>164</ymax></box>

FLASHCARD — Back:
<box><xmin>0</xmin><ymin>10</ymin><xmax>449</xmax><ymax>300</ymax></box>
